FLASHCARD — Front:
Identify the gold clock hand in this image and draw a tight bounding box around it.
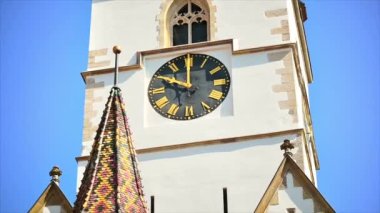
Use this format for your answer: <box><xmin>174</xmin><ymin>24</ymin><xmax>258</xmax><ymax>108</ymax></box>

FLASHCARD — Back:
<box><xmin>186</xmin><ymin>53</ymin><xmax>191</xmax><ymax>85</ymax></box>
<box><xmin>157</xmin><ymin>76</ymin><xmax>192</xmax><ymax>88</ymax></box>
<box><xmin>157</xmin><ymin>76</ymin><xmax>175</xmax><ymax>83</ymax></box>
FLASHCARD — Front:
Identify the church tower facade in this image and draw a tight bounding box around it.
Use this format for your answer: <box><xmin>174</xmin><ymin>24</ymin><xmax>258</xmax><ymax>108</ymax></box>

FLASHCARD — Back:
<box><xmin>76</xmin><ymin>0</ymin><xmax>331</xmax><ymax>212</ymax></box>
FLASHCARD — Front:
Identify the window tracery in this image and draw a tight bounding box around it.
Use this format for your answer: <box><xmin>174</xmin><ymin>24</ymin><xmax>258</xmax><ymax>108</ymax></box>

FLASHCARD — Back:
<box><xmin>170</xmin><ymin>1</ymin><xmax>209</xmax><ymax>46</ymax></box>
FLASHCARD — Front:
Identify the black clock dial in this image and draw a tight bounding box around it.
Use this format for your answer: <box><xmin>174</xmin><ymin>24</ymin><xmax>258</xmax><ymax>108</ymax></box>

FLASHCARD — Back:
<box><xmin>147</xmin><ymin>53</ymin><xmax>231</xmax><ymax>120</ymax></box>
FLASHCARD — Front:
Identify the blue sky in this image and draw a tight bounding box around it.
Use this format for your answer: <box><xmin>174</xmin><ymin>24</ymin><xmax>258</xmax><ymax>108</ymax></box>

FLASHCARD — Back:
<box><xmin>0</xmin><ymin>0</ymin><xmax>379</xmax><ymax>212</ymax></box>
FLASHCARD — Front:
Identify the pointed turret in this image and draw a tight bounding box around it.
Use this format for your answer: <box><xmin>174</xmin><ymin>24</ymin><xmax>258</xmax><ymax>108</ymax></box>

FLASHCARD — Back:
<box><xmin>74</xmin><ymin>47</ymin><xmax>147</xmax><ymax>213</ymax></box>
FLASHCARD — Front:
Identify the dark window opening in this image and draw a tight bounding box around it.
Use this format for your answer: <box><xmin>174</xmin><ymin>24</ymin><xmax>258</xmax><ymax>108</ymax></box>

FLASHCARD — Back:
<box><xmin>191</xmin><ymin>3</ymin><xmax>202</xmax><ymax>12</ymax></box>
<box><xmin>178</xmin><ymin>5</ymin><xmax>188</xmax><ymax>15</ymax></box>
<box><xmin>173</xmin><ymin>24</ymin><xmax>189</xmax><ymax>46</ymax></box>
<box><xmin>287</xmin><ymin>208</ymin><xmax>296</xmax><ymax>213</ymax></box>
<box><xmin>192</xmin><ymin>21</ymin><xmax>207</xmax><ymax>43</ymax></box>
<box><xmin>299</xmin><ymin>1</ymin><xmax>307</xmax><ymax>22</ymax></box>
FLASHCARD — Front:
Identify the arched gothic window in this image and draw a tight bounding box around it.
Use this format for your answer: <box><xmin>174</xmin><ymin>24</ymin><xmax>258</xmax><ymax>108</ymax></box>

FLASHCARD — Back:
<box><xmin>170</xmin><ymin>0</ymin><xmax>209</xmax><ymax>46</ymax></box>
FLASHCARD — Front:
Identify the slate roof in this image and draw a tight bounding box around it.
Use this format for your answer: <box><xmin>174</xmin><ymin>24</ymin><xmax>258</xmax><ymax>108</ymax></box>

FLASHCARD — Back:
<box><xmin>74</xmin><ymin>87</ymin><xmax>147</xmax><ymax>213</ymax></box>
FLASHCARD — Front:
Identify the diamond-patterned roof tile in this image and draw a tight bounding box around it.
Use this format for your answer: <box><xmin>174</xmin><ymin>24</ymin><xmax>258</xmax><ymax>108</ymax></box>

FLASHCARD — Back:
<box><xmin>74</xmin><ymin>87</ymin><xmax>147</xmax><ymax>213</ymax></box>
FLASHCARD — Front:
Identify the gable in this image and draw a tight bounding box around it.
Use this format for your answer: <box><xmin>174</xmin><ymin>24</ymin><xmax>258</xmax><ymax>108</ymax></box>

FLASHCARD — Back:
<box><xmin>255</xmin><ymin>156</ymin><xmax>334</xmax><ymax>213</ymax></box>
<box><xmin>29</xmin><ymin>182</ymin><xmax>72</xmax><ymax>213</ymax></box>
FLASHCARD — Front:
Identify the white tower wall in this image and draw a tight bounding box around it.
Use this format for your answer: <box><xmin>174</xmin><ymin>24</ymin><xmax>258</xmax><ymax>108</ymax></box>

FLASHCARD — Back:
<box><xmin>77</xmin><ymin>0</ymin><xmax>318</xmax><ymax>212</ymax></box>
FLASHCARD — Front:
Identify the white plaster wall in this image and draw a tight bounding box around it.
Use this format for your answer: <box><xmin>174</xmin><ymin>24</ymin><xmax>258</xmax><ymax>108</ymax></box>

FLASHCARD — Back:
<box><xmin>214</xmin><ymin>0</ymin><xmax>288</xmax><ymax>49</ymax></box>
<box><xmin>308</xmin><ymin>137</ymin><xmax>318</xmax><ymax>187</ymax></box>
<box><xmin>139</xmin><ymin>134</ymin><xmax>292</xmax><ymax>213</ymax></box>
<box><xmin>301</xmin><ymin>136</ymin><xmax>312</xmax><ymax>181</ymax></box>
<box><xmin>266</xmin><ymin>172</ymin><xmax>315</xmax><ymax>212</ymax></box>
<box><xmin>42</xmin><ymin>206</ymin><xmax>61</xmax><ymax>213</ymax></box>
<box><xmin>89</xmin><ymin>0</ymin><xmax>162</xmax><ymax>70</ymax></box>
<box><xmin>76</xmin><ymin>160</ymin><xmax>88</xmax><ymax>192</ymax></box>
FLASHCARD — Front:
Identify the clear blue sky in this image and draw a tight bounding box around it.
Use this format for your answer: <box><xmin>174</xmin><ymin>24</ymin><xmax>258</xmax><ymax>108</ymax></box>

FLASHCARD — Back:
<box><xmin>0</xmin><ymin>0</ymin><xmax>379</xmax><ymax>212</ymax></box>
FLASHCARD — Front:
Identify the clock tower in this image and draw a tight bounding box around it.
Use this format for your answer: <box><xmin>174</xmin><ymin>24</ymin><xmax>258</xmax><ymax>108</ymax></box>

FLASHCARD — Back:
<box><xmin>76</xmin><ymin>0</ymin><xmax>333</xmax><ymax>212</ymax></box>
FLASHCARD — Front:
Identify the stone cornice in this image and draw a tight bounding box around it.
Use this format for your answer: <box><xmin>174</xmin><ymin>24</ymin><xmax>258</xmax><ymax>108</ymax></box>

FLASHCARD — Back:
<box><xmin>81</xmin><ymin>40</ymin><xmax>299</xmax><ymax>81</ymax></box>
<box><xmin>78</xmin><ymin>128</ymin><xmax>304</xmax><ymax>160</ymax></box>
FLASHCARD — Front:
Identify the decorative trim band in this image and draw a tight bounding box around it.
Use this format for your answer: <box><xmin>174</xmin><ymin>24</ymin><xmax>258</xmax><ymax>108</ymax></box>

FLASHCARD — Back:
<box><xmin>77</xmin><ymin>128</ymin><xmax>304</xmax><ymax>161</ymax></box>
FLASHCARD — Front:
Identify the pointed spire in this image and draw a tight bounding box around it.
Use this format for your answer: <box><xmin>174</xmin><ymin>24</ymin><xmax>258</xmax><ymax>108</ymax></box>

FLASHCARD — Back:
<box><xmin>49</xmin><ymin>166</ymin><xmax>62</xmax><ymax>186</ymax></box>
<box><xmin>74</xmin><ymin>49</ymin><xmax>147</xmax><ymax>213</ymax></box>
<box><xmin>280</xmin><ymin>139</ymin><xmax>294</xmax><ymax>157</ymax></box>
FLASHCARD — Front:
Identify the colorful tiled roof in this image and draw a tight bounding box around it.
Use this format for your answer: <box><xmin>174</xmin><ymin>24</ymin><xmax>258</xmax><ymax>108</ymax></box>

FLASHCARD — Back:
<box><xmin>74</xmin><ymin>87</ymin><xmax>147</xmax><ymax>213</ymax></box>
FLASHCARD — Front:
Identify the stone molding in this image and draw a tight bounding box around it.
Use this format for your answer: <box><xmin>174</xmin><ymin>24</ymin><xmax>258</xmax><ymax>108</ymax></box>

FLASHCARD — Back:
<box><xmin>77</xmin><ymin>128</ymin><xmax>305</xmax><ymax>161</ymax></box>
<box><xmin>265</xmin><ymin>8</ymin><xmax>287</xmax><ymax>18</ymax></box>
<box><xmin>82</xmin><ymin>78</ymin><xmax>105</xmax><ymax>144</ymax></box>
<box><xmin>265</xmin><ymin>8</ymin><xmax>290</xmax><ymax>42</ymax></box>
<box><xmin>269</xmin><ymin>51</ymin><xmax>298</xmax><ymax>123</ymax></box>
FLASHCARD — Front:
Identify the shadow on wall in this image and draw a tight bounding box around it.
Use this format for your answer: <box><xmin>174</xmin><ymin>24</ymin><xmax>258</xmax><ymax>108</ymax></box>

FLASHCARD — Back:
<box><xmin>232</xmin><ymin>51</ymin><xmax>268</xmax><ymax>69</ymax></box>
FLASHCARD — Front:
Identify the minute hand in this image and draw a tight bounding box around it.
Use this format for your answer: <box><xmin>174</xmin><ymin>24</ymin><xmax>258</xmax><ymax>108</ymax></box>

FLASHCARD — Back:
<box><xmin>186</xmin><ymin>53</ymin><xmax>191</xmax><ymax>85</ymax></box>
<box><xmin>157</xmin><ymin>76</ymin><xmax>192</xmax><ymax>88</ymax></box>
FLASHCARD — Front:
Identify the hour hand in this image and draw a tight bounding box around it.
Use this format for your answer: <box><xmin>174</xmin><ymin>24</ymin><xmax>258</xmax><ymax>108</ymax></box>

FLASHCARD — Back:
<box><xmin>157</xmin><ymin>76</ymin><xmax>192</xmax><ymax>88</ymax></box>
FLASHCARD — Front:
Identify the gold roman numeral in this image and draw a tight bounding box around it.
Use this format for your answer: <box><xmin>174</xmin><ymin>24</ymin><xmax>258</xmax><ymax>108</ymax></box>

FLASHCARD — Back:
<box><xmin>200</xmin><ymin>56</ymin><xmax>209</xmax><ymax>68</ymax></box>
<box><xmin>167</xmin><ymin>104</ymin><xmax>179</xmax><ymax>115</ymax></box>
<box><xmin>155</xmin><ymin>96</ymin><xmax>169</xmax><ymax>109</ymax></box>
<box><xmin>185</xmin><ymin>106</ymin><xmax>194</xmax><ymax>117</ymax></box>
<box><xmin>201</xmin><ymin>101</ymin><xmax>210</xmax><ymax>111</ymax></box>
<box><xmin>151</xmin><ymin>87</ymin><xmax>165</xmax><ymax>94</ymax></box>
<box><xmin>168</xmin><ymin>63</ymin><xmax>179</xmax><ymax>72</ymax></box>
<box><xmin>209</xmin><ymin>90</ymin><xmax>223</xmax><ymax>100</ymax></box>
<box><xmin>184</xmin><ymin>56</ymin><xmax>193</xmax><ymax>67</ymax></box>
<box><xmin>209</xmin><ymin>66</ymin><xmax>221</xmax><ymax>75</ymax></box>
<box><xmin>213</xmin><ymin>79</ymin><xmax>226</xmax><ymax>86</ymax></box>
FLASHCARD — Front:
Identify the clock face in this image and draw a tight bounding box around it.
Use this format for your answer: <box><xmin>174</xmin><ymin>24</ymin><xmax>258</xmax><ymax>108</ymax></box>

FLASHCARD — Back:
<box><xmin>147</xmin><ymin>53</ymin><xmax>231</xmax><ymax>120</ymax></box>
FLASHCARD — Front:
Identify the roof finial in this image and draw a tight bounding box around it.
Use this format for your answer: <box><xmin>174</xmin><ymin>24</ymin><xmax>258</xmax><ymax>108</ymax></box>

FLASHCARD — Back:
<box><xmin>280</xmin><ymin>139</ymin><xmax>294</xmax><ymax>157</ymax></box>
<box><xmin>113</xmin><ymin>45</ymin><xmax>122</xmax><ymax>87</ymax></box>
<box><xmin>49</xmin><ymin>166</ymin><xmax>62</xmax><ymax>186</ymax></box>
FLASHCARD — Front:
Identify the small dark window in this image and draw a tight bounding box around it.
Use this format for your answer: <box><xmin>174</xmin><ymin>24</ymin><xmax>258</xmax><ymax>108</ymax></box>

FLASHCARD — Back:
<box><xmin>287</xmin><ymin>208</ymin><xmax>296</xmax><ymax>213</ymax></box>
<box><xmin>299</xmin><ymin>1</ymin><xmax>307</xmax><ymax>22</ymax></box>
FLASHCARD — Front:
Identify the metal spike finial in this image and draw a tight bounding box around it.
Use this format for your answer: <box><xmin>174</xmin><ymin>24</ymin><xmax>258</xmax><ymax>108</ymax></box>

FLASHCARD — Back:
<box><xmin>113</xmin><ymin>46</ymin><xmax>122</xmax><ymax>86</ymax></box>
<box><xmin>49</xmin><ymin>166</ymin><xmax>62</xmax><ymax>185</ymax></box>
<box><xmin>280</xmin><ymin>139</ymin><xmax>294</xmax><ymax>157</ymax></box>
